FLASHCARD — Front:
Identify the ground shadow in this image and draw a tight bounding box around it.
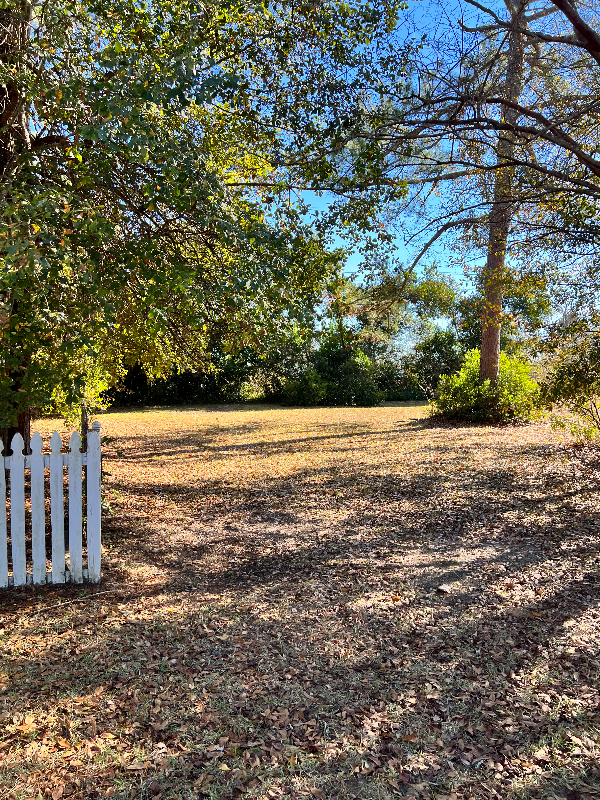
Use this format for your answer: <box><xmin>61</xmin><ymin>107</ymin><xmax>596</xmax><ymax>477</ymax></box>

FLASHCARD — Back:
<box><xmin>2</xmin><ymin>415</ymin><xmax>599</xmax><ymax>800</ymax></box>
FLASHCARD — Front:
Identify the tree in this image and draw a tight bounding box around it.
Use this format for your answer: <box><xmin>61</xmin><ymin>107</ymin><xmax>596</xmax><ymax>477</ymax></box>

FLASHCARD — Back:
<box><xmin>0</xmin><ymin>0</ymin><xmax>335</xmax><ymax>447</ymax></box>
<box><xmin>255</xmin><ymin>0</ymin><xmax>600</xmax><ymax>387</ymax></box>
<box><xmin>453</xmin><ymin>279</ymin><xmax>551</xmax><ymax>353</ymax></box>
<box><xmin>543</xmin><ymin>327</ymin><xmax>600</xmax><ymax>440</ymax></box>
<box><xmin>400</xmin><ymin>329</ymin><xmax>464</xmax><ymax>399</ymax></box>
<box><xmin>384</xmin><ymin>0</ymin><xmax>600</xmax><ymax>383</ymax></box>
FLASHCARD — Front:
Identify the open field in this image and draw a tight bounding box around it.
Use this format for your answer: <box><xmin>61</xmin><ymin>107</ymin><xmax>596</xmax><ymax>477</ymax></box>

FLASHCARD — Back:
<box><xmin>1</xmin><ymin>403</ymin><xmax>599</xmax><ymax>800</ymax></box>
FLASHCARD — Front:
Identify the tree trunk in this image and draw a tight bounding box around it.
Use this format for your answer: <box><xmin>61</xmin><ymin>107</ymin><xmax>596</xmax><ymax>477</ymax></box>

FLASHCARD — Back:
<box><xmin>81</xmin><ymin>403</ymin><xmax>89</xmax><ymax>451</ymax></box>
<box><xmin>479</xmin><ymin>8</ymin><xmax>526</xmax><ymax>384</ymax></box>
<box><xmin>0</xmin><ymin>3</ymin><xmax>30</xmax><ymax>176</ymax></box>
<box><xmin>0</xmin><ymin>4</ymin><xmax>34</xmax><ymax>450</ymax></box>
<box><xmin>1</xmin><ymin>409</ymin><xmax>31</xmax><ymax>455</ymax></box>
<box><xmin>480</xmin><ymin>196</ymin><xmax>511</xmax><ymax>383</ymax></box>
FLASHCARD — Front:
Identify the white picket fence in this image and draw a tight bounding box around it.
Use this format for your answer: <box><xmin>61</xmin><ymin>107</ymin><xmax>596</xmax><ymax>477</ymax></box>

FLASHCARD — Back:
<box><xmin>0</xmin><ymin>422</ymin><xmax>101</xmax><ymax>588</ymax></box>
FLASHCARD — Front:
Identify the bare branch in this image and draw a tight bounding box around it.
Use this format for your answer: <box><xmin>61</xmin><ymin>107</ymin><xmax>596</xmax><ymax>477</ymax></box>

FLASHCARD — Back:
<box><xmin>462</xmin><ymin>0</ymin><xmax>505</xmax><ymax>26</ymax></box>
<box><xmin>408</xmin><ymin>217</ymin><xmax>483</xmax><ymax>272</ymax></box>
<box><xmin>550</xmin><ymin>0</ymin><xmax>600</xmax><ymax>65</ymax></box>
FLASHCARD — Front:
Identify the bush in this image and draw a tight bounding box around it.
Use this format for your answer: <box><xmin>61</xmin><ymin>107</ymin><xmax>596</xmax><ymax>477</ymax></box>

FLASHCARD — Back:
<box><xmin>372</xmin><ymin>359</ymin><xmax>424</xmax><ymax>401</ymax></box>
<box><xmin>431</xmin><ymin>349</ymin><xmax>542</xmax><ymax>423</ymax></box>
<box><xmin>281</xmin><ymin>351</ymin><xmax>384</xmax><ymax>407</ymax></box>
<box><xmin>543</xmin><ymin>333</ymin><xmax>600</xmax><ymax>442</ymax></box>
<box><xmin>401</xmin><ymin>329</ymin><xmax>464</xmax><ymax>399</ymax></box>
<box><xmin>325</xmin><ymin>352</ymin><xmax>385</xmax><ymax>406</ymax></box>
<box><xmin>281</xmin><ymin>367</ymin><xmax>327</xmax><ymax>406</ymax></box>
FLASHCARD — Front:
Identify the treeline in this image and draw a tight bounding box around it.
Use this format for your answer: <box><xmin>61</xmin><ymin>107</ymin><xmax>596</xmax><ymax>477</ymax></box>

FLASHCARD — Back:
<box><xmin>110</xmin><ymin>281</ymin><xmax>548</xmax><ymax>409</ymax></box>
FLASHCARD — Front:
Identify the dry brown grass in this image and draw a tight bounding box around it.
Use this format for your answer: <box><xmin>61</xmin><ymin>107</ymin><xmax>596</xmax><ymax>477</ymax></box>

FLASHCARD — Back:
<box><xmin>1</xmin><ymin>403</ymin><xmax>599</xmax><ymax>800</ymax></box>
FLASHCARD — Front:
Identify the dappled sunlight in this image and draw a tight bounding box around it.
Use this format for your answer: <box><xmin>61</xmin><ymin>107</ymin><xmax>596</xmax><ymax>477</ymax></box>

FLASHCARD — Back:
<box><xmin>2</xmin><ymin>405</ymin><xmax>599</xmax><ymax>800</ymax></box>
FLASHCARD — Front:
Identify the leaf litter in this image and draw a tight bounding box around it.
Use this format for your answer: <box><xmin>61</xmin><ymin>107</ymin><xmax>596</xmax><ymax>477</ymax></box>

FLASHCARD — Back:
<box><xmin>0</xmin><ymin>403</ymin><xmax>599</xmax><ymax>800</ymax></box>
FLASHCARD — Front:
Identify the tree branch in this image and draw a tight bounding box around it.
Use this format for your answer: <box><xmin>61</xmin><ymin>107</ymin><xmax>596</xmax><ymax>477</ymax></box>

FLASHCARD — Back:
<box><xmin>408</xmin><ymin>216</ymin><xmax>483</xmax><ymax>273</ymax></box>
<box><xmin>550</xmin><ymin>0</ymin><xmax>600</xmax><ymax>65</ymax></box>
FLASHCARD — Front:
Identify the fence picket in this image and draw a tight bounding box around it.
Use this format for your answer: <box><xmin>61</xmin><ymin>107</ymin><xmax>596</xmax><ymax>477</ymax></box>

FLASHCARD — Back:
<box><xmin>30</xmin><ymin>432</ymin><xmax>46</xmax><ymax>585</ymax></box>
<box><xmin>0</xmin><ymin>443</ymin><xmax>6</xmax><ymax>588</ymax></box>
<box><xmin>10</xmin><ymin>434</ymin><xmax>26</xmax><ymax>586</ymax></box>
<box><xmin>87</xmin><ymin>423</ymin><xmax>101</xmax><ymax>583</ymax></box>
<box><xmin>0</xmin><ymin>429</ymin><xmax>101</xmax><ymax>590</ymax></box>
<box><xmin>68</xmin><ymin>431</ymin><xmax>83</xmax><ymax>583</ymax></box>
<box><xmin>50</xmin><ymin>431</ymin><xmax>65</xmax><ymax>584</ymax></box>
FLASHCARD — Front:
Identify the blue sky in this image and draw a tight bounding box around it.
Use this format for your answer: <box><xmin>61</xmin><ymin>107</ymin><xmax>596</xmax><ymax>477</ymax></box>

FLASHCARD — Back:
<box><xmin>302</xmin><ymin>189</ymin><xmax>475</xmax><ymax>290</ymax></box>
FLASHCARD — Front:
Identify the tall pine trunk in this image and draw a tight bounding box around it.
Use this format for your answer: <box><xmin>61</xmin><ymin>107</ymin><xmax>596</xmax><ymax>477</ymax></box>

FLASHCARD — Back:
<box><xmin>479</xmin><ymin>9</ymin><xmax>526</xmax><ymax>384</ymax></box>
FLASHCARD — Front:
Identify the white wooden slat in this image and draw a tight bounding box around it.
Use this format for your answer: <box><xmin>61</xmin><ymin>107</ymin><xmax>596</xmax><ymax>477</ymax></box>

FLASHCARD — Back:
<box><xmin>10</xmin><ymin>434</ymin><xmax>26</xmax><ymax>586</ymax></box>
<box><xmin>6</xmin><ymin>567</ymin><xmax>89</xmax><ymax>586</ymax></box>
<box><xmin>2</xmin><ymin>428</ymin><xmax>101</xmax><ymax>590</ymax></box>
<box><xmin>0</xmin><ymin>442</ymin><xmax>7</xmax><ymax>588</ymax></box>
<box><xmin>68</xmin><ymin>431</ymin><xmax>83</xmax><ymax>583</ymax></box>
<box><xmin>6</xmin><ymin>453</ymin><xmax>88</xmax><ymax>469</ymax></box>
<box><xmin>86</xmin><ymin>422</ymin><xmax>102</xmax><ymax>583</ymax></box>
<box><xmin>30</xmin><ymin>432</ymin><xmax>46</xmax><ymax>585</ymax></box>
<box><xmin>50</xmin><ymin>431</ymin><xmax>66</xmax><ymax>584</ymax></box>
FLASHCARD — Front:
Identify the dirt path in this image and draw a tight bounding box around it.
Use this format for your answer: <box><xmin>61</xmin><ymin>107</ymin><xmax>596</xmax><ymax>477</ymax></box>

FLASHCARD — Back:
<box><xmin>1</xmin><ymin>404</ymin><xmax>599</xmax><ymax>800</ymax></box>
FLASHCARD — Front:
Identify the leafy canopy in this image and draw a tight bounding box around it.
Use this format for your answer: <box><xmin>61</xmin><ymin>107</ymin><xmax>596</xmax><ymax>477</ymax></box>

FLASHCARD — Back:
<box><xmin>0</xmin><ymin>0</ymin><xmax>339</xmax><ymax>427</ymax></box>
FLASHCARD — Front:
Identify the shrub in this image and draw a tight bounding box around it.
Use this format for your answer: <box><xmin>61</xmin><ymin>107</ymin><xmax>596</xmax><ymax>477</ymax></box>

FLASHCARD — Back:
<box><xmin>326</xmin><ymin>352</ymin><xmax>385</xmax><ymax>406</ymax></box>
<box><xmin>372</xmin><ymin>359</ymin><xmax>424</xmax><ymax>401</ymax></box>
<box><xmin>431</xmin><ymin>349</ymin><xmax>542</xmax><ymax>423</ymax></box>
<box><xmin>281</xmin><ymin>351</ymin><xmax>384</xmax><ymax>407</ymax></box>
<box><xmin>543</xmin><ymin>334</ymin><xmax>600</xmax><ymax>442</ymax></box>
<box><xmin>400</xmin><ymin>329</ymin><xmax>464</xmax><ymax>399</ymax></box>
<box><xmin>281</xmin><ymin>367</ymin><xmax>327</xmax><ymax>406</ymax></box>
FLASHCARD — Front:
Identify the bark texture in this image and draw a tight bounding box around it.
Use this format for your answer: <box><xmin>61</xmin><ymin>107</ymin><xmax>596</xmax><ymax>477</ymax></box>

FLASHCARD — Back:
<box><xmin>0</xmin><ymin>3</ymin><xmax>33</xmax><ymax>448</ymax></box>
<box><xmin>0</xmin><ymin>3</ymin><xmax>30</xmax><ymax>178</ymax></box>
<box><xmin>479</xmin><ymin>4</ymin><xmax>526</xmax><ymax>384</ymax></box>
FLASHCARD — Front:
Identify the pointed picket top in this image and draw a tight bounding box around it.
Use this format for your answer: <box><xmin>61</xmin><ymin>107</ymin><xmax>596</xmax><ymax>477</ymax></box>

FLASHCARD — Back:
<box><xmin>31</xmin><ymin>431</ymin><xmax>43</xmax><ymax>454</ymax></box>
<box><xmin>69</xmin><ymin>430</ymin><xmax>82</xmax><ymax>452</ymax></box>
<box><xmin>10</xmin><ymin>432</ymin><xmax>24</xmax><ymax>458</ymax></box>
<box><xmin>50</xmin><ymin>430</ymin><xmax>63</xmax><ymax>453</ymax></box>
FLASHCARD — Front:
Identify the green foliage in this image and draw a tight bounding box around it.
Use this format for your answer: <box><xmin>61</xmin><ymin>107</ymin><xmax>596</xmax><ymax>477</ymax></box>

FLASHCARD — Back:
<box><xmin>0</xmin><ymin>0</ymin><xmax>340</xmax><ymax>429</ymax></box>
<box><xmin>278</xmin><ymin>328</ymin><xmax>384</xmax><ymax>407</ymax></box>
<box><xmin>454</xmin><ymin>282</ymin><xmax>551</xmax><ymax>354</ymax></box>
<box><xmin>431</xmin><ymin>349</ymin><xmax>542</xmax><ymax>423</ymax></box>
<box><xmin>111</xmin><ymin>358</ymin><xmax>252</xmax><ymax>406</ymax></box>
<box><xmin>372</xmin><ymin>359</ymin><xmax>420</xmax><ymax>401</ymax></box>
<box><xmin>281</xmin><ymin>367</ymin><xmax>328</xmax><ymax>406</ymax></box>
<box><xmin>353</xmin><ymin>264</ymin><xmax>458</xmax><ymax>344</ymax></box>
<box><xmin>543</xmin><ymin>332</ymin><xmax>600</xmax><ymax>441</ymax></box>
<box><xmin>400</xmin><ymin>329</ymin><xmax>464</xmax><ymax>399</ymax></box>
<box><xmin>325</xmin><ymin>350</ymin><xmax>385</xmax><ymax>406</ymax></box>
<box><xmin>111</xmin><ymin>320</ymin><xmax>318</xmax><ymax>406</ymax></box>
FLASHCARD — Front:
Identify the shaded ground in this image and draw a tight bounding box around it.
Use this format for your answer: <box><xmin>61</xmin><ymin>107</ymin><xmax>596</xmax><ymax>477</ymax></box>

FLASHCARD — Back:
<box><xmin>1</xmin><ymin>403</ymin><xmax>599</xmax><ymax>800</ymax></box>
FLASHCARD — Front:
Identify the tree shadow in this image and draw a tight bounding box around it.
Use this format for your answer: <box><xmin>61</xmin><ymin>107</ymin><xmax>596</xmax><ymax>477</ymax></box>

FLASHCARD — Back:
<box><xmin>2</xmin><ymin>418</ymin><xmax>599</xmax><ymax>799</ymax></box>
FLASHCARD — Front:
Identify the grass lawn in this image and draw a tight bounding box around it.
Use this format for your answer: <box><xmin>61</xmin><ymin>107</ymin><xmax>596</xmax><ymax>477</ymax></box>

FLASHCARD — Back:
<box><xmin>1</xmin><ymin>403</ymin><xmax>599</xmax><ymax>800</ymax></box>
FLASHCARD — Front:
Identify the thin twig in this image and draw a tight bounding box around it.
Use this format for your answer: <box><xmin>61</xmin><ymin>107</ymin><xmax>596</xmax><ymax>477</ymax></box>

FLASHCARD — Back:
<box><xmin>24</xmin><ymin>589</ymin><xmax>121</xmax><ymax>616</ymax></box>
